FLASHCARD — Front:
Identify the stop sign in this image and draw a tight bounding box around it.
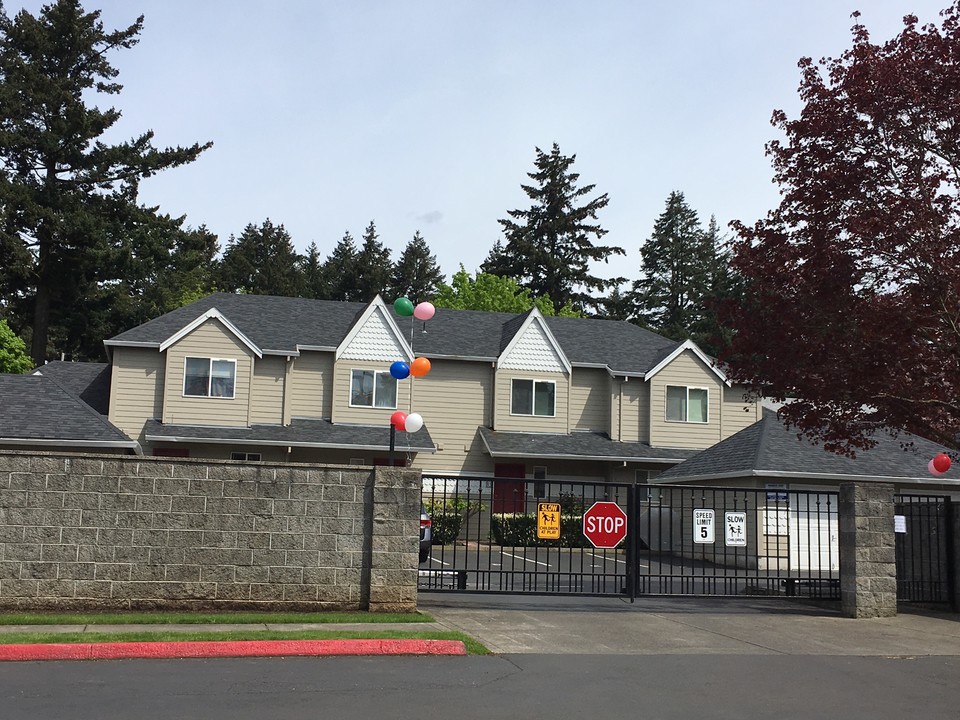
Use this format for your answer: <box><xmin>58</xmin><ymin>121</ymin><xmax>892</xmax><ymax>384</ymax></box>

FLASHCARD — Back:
<box><xmin>582</xmin><ymin>501</ymin><xmax>628</xmax><ymax>549</ymax></box>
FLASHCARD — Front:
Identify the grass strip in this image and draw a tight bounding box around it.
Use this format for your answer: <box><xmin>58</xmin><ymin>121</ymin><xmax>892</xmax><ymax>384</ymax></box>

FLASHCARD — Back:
<box><xmin>0</xmin><ymin>611</ymin><xmax>432</xmax><ymax>626</ymax></box>
<box><xmin>0</xmin><ymin>629</ymin><xmax>489</xmax><ymax>655</ymax></box>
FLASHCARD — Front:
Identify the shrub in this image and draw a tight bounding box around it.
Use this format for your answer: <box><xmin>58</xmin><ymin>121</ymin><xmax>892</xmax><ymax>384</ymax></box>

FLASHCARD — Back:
<box><xmin>425</xmin><ymin>497</ymin><xmax>484</xmax><ymax>545</ymax></box>
<box><xmin>490</xmin><ymin>513</ymin><xmax>591</xmax><ymax>548</ymax></box>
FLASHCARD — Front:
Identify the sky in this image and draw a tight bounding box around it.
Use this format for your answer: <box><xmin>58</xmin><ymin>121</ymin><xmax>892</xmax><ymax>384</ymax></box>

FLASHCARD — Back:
<box><xmin>5</xmin><ymin>0</ymin><xmax>953</xmax><ymax>288</ymax></box>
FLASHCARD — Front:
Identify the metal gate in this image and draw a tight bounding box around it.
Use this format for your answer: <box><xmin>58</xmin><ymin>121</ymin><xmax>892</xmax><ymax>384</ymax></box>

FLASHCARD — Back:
<box><xmin>895</xmin><ymin>494</ymin><xmax>957</xmax><ymax>608</ymax></box>
<box><xmin>419</xmin><ymin>476</ymin><xmax>840</xmax><ymax>601</ymax></box>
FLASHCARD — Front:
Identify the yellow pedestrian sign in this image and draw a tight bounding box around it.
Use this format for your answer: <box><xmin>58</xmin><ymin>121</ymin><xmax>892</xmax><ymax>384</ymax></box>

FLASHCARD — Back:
<box><xmin>537</xmin><ymin>502</ymin><xmax>561</xmax><ymax>540</ymax></box>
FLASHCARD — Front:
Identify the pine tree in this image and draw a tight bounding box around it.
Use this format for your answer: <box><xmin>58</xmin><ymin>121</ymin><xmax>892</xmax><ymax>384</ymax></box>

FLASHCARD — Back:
<box><xmin>217</xmin><ymin>219</ymin><xmax>303</xmax><ymax>296</ymax></box>
<box><xmin>354</xmin><ymin>220</ymin><xmax>393</xmax><ymax>302</ymax></box>
<box><xmin>322</xmin><ymin>231</ymin><xmax>360</xmax><ymax>301</ymax></box>
<box><xmin>300</xmin><ymin>241</ymin><xmax>326</xmax><ymax>299</ymax></box>
<box><xmin>689</xmin><ymin>215</ymin><xmax>739</xmax><ymax>356</ymax></box>
<box><xmin>389</xmin><ymin>231</ymin><xmax>444</xmax><ymax>301</ymax></box>
<box><xmin>634</xmin><ymin>192</ymin><xmax>714</xmax><ymax>341</ymax></box>
<box><xmin>489</xmin><ymin>143</ymin><xmax>624</xmax><ymax>314</ymax></box>
<box><xmin>0</xmin><ymin>1</ymin><xmax>211</xmax><ymax>364</ymax></box>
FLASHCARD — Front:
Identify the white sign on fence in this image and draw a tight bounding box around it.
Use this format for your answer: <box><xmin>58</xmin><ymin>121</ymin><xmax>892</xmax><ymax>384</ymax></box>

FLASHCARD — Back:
<box><xmin>725</xmin><ymin>512</ymin><xmax>747</xmax><ymax>546</ymax></box>
<box><xmin>693</xmin><ymin>509</ymin><xmax>715</xmax><ymax>544</ymax></box>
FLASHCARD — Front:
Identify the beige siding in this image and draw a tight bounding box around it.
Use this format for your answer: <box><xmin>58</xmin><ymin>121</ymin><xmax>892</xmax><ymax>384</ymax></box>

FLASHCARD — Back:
<box><xmin>412</xmin><ymin>360</ymin><xmax>492</xmax><ymax>474</ymax></box>
<box><xmin>614</xmin><ymin>378</ymin><xmax>649</xmax><ymax>443</ymax></box>
<box><xmin>570</xmin><ymin>369</ymin><xmax>610</xmax><ymax>433</ymax></box>
<box><xmin>288</xmin><ymin>351</ymin><xmax>334</xmax><ymax>419</ymax></box>
<box><xmin>494</xmin><ymin>369</ymin><xmax>568</xmax><ymax>433</ymax></box>
<box><xmin>649</xmin><ymin>351</ymin><xmax>723</xmax><ymax>449</ymax></box>
<box><xmin>108</xmin><ymin>346</ymin><xmax>165</xmax><ymax>442</ymax></box>
<box><xmin>720</xmin><ymin>384</ymin><xmax>763</xmax><ymax>438</ymax></box>
<box><xmin>249</xmin><ymin>355</ymin><xmax>287</xmax><ymax>425</ymax></box>
<box><xmin>330</xmin><ymin>359</ymin><xmax>413</xmax><ymax>425</ymax></box>
<box><xmin>162</xmin><ymin>320</ymin><xmax>253</xmax><ymax>427</ymax></box>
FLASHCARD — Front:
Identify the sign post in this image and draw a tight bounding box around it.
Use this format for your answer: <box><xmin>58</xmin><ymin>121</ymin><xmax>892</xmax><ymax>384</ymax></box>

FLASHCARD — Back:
<box><xmin>582</xmin><ymin>501</ymin><xmax>628</xmax><ymax>549</ymax></box>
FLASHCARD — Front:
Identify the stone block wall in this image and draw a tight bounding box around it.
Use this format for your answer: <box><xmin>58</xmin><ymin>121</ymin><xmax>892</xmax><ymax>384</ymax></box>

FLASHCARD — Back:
<box><xmin>0</xmin><ymin>451</ymin><xmax>421</xmax><ymax>612</ymax></box>
<box><xmin>839</xmin><ymin>482</ymin><xmax>897</xmax><ymax>618</ymax></box>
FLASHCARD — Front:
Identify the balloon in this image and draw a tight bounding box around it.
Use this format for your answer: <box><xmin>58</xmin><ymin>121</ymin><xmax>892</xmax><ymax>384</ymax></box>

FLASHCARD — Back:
<box><xmin>389</xmin><ymin>361</ymin><xmax>410</xmax><ymax>380</ymax></box>
<box><xmin>413</xmin><ymin>302</ymin><xmax>435</xmax><ymax>321</ymax></box>
<box><xmin>404</xmin><ymin>412</ymin><xmax>424</xmax><ymax>433</ymax></box>
<box><xmin>390</xmin><ymin>411</ymin><xmax>407</xmax><ymax>431</ymax></box>
<box><xmin>393</xmin><ymin>297</ymin><xmax>414</xmax><ymax>316</ymax></box>
<box><xmin>933</xmin><ymin>453</ymin><xmax>951</xmax><ymax>473</ymax></box>
<box><xmin>410</xmin><ymin>357</ymin><xmax>431</xmax><ymax>377</ymax></box>
<box><xmin>928</xmin><ymin>459</ymin><xmax>946</xmax><ymax>477</ymax></box>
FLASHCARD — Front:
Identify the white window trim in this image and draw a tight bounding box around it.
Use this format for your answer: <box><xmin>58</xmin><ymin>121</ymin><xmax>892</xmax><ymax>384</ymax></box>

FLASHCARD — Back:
<box><xmin>348</xmin><ymin>369</ymin><xmax>398</xmax><ymax>410</ymax></box>
<box><xmin>665</xmin><ymin>385</ymin><xmax>709</xmax><ymax>424</ymax></box>
<box><xmin>510</xmin><ymin>378</ymin><xmax>557</xmax><ymax>418</ymax></box>
<box><xmin>182</xmin><ymin>357</ymin><xmax>237</xmax><ymax>399</ymax></box>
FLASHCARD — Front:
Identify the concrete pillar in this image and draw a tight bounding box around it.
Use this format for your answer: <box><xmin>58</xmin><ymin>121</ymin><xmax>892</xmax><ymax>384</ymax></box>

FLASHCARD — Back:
<box><xmin>839</xmin><ymin>482</ymin><xmax>897</xmax><ymax>618</ymax></box>
<box><xmin>363</xmin><ymin>466</ymin><xmax>421</xmax><ymax>612</ymax></box>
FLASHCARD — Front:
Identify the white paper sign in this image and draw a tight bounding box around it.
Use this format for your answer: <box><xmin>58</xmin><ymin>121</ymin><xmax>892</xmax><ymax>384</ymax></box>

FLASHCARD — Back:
<box><xmin>894</xmin><ymin>515</ymin><xmax>907</xmax><ymax>534</ymax></box>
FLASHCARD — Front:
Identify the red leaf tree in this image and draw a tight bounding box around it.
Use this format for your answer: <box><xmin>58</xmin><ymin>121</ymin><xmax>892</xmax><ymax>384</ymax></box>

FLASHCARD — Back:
<box><xmin>722</xmin><ymin>5</ymin><xmax>960</xmax><ymax>454</ymax></box>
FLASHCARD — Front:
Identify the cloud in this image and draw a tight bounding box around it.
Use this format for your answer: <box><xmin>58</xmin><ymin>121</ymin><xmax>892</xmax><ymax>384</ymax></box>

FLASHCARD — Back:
<box><xmin>415</xmin><ymin>210</ymin><xmax>443</xmax><ymax>224</ymax></box>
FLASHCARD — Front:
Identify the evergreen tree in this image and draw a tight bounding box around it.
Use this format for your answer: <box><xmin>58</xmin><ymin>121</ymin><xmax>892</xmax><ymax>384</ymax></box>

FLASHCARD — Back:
<box><xmin>487</xmin><ymin>143</ymin><xmax>624</xmax><ymax>314</ymax></box>
<box><xmin>594</xmin><ymin>281</ymin><xmax>635</xmax><ymax>322</ymax></box>
<box><xmin>0</xmin><ymin>1</ymin><xmax>211</xmax><ymax>364</ymax></box>
<box><xmin>217</xmin><ymin>219</ymin><xmax>303</xmax><ymax>296</ymax></box>
<box><xmin>689</xmin><ymin>215</ymin><xmax>739</xmax><ymax>356</ymax></box>
<box><xmin>389</xmin><ymin>231</ymin><xmax>444</xmax><ymax>301</ymax></box>
<box><xmin>322</xmin><ymin>231</ymin><xmax>360</xmax><ymax>301</ymax></box>
<box><xmin>354</xmin><ymin>220</ymin><xmax>393</xmax><ymax>302</ymax></box>
<box><xmin>300</xmin><ymin>241</ymin><xmax>326</xmax><ymax>299</ymax></box>
<box><xmin>633</xmin><ymin>192</ymin><xmax>714</xmax><ymax>341</ymax></box>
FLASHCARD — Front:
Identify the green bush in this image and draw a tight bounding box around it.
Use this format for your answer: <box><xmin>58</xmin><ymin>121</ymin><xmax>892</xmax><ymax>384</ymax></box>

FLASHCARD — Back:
<box><xmin>490</xmin><ymin>513</ymin><xmax>591</xmax><ymax>548</ymax></box>
<box><xmin>425</xmin><ymin>498</ymin><xmax>484</xmax><ymax>545</ymax></box>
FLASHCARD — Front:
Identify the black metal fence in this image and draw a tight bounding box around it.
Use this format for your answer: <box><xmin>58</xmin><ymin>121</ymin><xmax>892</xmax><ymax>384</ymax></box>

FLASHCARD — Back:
<box><xmin>419</xmin><ymin>476</ymin><xmax>841</xmax><ymax>600</ymax></box>
<box><xmin>895</xmin><ymin>494</ymin><xmax>956</xmax><ymax>608</ymax></box>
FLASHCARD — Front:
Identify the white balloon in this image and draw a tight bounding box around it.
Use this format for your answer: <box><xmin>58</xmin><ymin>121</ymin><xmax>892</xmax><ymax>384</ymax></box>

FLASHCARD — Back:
<box><xmin>404</xmin><ymin>412</ymin><xmax>424</xmax><ymax>433</ymax></box>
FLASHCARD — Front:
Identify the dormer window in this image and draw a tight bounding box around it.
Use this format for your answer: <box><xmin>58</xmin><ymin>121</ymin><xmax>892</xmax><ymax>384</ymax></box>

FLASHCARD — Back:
<box><xmin>350</xmin><ymin>369</ymin><xmax>397</xmax><ymax>409</ymax></box>
<box><xmin>666</xmin><ymin>385</ymin><xmax>708</xmax><ymax>423</ymax></box>
<box><xmin>511</xmin><ymin>379</ymin><xmax>555</xmax><ymax>417</ymax></box>
<box><xmin>183</xmin><ymin>357</ymin><xmax>236</xmax><ymax>398</ymax></box>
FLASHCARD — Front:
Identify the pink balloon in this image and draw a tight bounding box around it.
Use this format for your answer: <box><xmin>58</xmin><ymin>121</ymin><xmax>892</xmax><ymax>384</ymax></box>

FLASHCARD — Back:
<box><xmin>928</xmin><ymin>458</ymin><xmax>946</xmax><ymax>477</ymax></box>
<box><xmin>413</xmin><ymin>302</ymin><xmax>435</xmax><ymax>321</ymax></box>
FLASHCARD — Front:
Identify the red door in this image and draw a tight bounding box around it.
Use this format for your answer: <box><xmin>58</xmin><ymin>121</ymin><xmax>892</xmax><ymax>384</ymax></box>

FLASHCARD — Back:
<box><xmin>493</xmin><ymin>463</ymin><xmax>526</xmax><ymax>513</ymax></box>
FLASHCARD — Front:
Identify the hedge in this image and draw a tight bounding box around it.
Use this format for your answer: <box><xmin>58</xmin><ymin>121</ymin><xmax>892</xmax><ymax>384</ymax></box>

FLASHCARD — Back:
<box><xmin>490</xmin><ymin>513</ymin><xmax>591</xmax><ymax>548</ymax></box>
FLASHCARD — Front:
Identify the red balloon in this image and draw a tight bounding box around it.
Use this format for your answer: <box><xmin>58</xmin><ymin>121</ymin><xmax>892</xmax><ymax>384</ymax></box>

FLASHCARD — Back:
<box><xmin>390</xmin><ymin>411</ymin><xmax>407</xmax><ymax>431</ymax></box>
<box><xmin>933</xmin><ymin>453</ymin><xmax>951</xmax><ymax>473</ymax></box>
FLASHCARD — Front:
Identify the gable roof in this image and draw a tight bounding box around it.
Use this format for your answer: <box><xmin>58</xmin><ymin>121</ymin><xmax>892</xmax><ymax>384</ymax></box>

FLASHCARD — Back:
<box><xmin>654</xmin><ymin>408</ymin><xmax>958</xmax><ymax>486</ymax></box>
<box><xmin>0</xmin><ymin>374</ymin><xmax>140</xmax><ymax>452</ymax></box>
<box><xmin>105</xmin><ymin>293</ymin><xmax>687</xmax><ymax>376</ymax></box>
<box><xmin>33</xmin><ymin>361</ymin><xmax>111</xmax><ymax>415</ymax></box>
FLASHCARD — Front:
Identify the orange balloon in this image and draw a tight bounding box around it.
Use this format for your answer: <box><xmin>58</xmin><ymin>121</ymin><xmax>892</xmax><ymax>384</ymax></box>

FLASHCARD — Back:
<box><xmin>410</xmin><ymin>357</ymin><xmax>431</xmax><ymax>377</ymax></box>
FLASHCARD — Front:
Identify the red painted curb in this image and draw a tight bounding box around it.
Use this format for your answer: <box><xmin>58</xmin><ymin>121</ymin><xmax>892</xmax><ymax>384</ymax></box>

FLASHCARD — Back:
<box><xmin>0</xmin><ymin>639</ymin><xmax>467</xmax><ymax>662</ymax></box>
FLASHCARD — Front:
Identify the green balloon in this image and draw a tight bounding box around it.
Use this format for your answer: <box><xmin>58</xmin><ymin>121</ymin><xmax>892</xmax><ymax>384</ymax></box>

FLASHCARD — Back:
<box><xmin>394</xmin><ymin>297</ymin><xmax>414</xmax><ymax>316</ymax></box>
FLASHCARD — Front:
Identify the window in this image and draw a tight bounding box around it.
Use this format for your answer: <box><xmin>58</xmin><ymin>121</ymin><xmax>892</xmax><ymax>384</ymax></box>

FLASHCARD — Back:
<box><xmin>350</xmin><ymin>369</ymin><xmax>397</xmax><ymax>409</ymax></box>
<box><xmin>665</xmin><ymin>386</ymin><xmax>708</xmax><ymax>423</ymax></box>
<box><xmin>230</xmin><ymin>452</ymin><xmax>262</xmax><ymax>461</ymax></box>
<box><xmin>184</xmin><ymin>357</ymin><xmax>236</xmax><ymax>398</ymax></box>
<box><xmin>511</xmin><ymin>379</ymin><xmax>555</xmax><ymax>417</ymax></box>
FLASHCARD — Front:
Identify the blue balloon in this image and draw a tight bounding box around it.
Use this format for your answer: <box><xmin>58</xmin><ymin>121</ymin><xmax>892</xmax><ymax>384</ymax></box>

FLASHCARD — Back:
<box><xmin>390</xmin><ymin>361</ymin><xmax>410</xmax><ymax>380</ymax></box>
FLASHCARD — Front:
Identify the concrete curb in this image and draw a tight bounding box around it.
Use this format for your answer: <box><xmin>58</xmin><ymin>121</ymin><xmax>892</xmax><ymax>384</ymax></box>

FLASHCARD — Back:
<box><xmin>0</xmin><ymin>638</ymin><xmax>467</xmax><ymax>662</ymax></box>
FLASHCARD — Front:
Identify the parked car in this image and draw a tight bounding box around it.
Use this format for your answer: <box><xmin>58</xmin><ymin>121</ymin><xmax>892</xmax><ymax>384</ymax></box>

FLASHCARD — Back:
<box><xmin>419</xmin><ymin>504</ymin><xmax>432</xmax><ymax>564</ymax></box>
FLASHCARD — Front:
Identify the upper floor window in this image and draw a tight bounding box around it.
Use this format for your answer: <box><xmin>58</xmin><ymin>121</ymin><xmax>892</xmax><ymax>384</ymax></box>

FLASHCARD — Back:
<box><xmin>350</xmin><ymin>369</ymin><xmax>397</xmax><ymax>409</ymax></box>
<box><xmin>511</xmin><ymin>379</ymin><xmax>555</xmax><ymax>417</ymax></box>
<box><xmin>184</xmin><ymin>357</ymin><xmax>236</xmax><ymax>398</ymax></box>
<box><xmin>666</xmin><ymin>385</ymin><xmax>708</xmax><ymax>423</ymax></box>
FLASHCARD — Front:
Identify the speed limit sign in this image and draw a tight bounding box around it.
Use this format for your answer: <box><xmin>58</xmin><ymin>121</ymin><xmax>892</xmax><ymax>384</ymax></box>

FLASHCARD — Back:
<box><xmin>693</xmin><ymin>509</ymin><xmax>715</xmax><ymax>544</ymax></box>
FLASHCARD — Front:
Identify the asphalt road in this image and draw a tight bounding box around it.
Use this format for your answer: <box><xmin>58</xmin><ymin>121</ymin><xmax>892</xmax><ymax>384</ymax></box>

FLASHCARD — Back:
<box><xmin>4</xmin><ymin>654</ymin><xmax>960</xmax><ymax>720</ymax></box>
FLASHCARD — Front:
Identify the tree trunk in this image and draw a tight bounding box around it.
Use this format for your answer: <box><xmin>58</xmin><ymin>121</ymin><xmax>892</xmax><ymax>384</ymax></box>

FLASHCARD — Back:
<box><xmin>30</xmin><ymin>234</ymin><xmax>52</xmax><ymax>367</ymax></box>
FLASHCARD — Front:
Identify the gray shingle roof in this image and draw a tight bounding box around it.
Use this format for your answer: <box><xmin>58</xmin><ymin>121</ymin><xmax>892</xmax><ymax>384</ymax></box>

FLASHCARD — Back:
<box><xmin>33</xmin><ymin>361</ymin><xmax>111</xmax><ymax>415</ymax></box>
<box><xmin>107</xmin><ymin>293</ymin><xmax>682</xmax><ymax>376</ymax></box>
<box><xmin>655</xmin><ymin>408</ymin><xmax>959</xmax><ymax>485</ymax></box>
<box><xmin>144</xmin><ymin>418</ymin><xmax>435</xmax><ymax>453</ymax></box>
<box><xmin>478</xmin><ymin>427</ymin><xmax>699</xmax><ymax>464</ymax></box>
<box><xmin>0</xmin><ymin>374</ymin><xmax>136</xmax><ymax>448</ymax></box>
